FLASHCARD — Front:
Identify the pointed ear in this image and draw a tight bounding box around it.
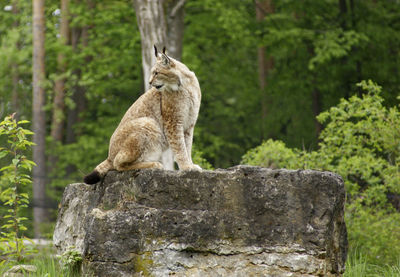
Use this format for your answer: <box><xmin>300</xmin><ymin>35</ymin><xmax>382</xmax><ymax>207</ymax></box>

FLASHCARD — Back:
<box><xmin>154</xmin><ymin>45</ymin><xmax>158</xmax><ymax>57</ymax></box>
<box><xmin>161</xmin><ymin>53</ymin><xmax>171</xmax><ymax>66</ymax></box>
<box><xmin>162</xmin><ymin>46</ymin><xmax>166</xmax><ymax>54</ymax></box>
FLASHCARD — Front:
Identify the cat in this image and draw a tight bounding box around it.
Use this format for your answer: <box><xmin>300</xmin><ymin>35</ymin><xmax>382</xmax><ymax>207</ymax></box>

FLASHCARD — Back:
<box><xmin>83</xmin><ymin>46</ymin><xmax>201</xmax><ymax>184</ymax></box>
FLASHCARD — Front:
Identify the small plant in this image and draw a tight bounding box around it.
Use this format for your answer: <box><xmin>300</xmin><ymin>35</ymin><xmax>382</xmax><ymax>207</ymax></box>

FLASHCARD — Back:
<box><xmin>60</xmin><ymin>246</ymin><xmax>83</xmax><ymax>274</ymax></box>
<box><xmin>0</xmin><ymin>114</ymin><xmax>36</xmax><ymax>264</ymax></box>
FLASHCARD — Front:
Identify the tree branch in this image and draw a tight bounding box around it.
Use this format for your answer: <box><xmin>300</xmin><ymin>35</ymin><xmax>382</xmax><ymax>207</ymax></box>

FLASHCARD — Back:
<box><xmin>254</xmin><ymin>0</ymin><xmax>268</xmax><ymax>15</ymax></box>
<box><xmin>170</xmin><ymin>0</ymin><xmax>185</xmax><ymax>18</ymax></box>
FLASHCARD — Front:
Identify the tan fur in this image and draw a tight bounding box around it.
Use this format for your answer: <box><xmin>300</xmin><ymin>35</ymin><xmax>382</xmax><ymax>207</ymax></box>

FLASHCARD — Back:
<box><xmin>93</xmin><ymin>50</ymin><xmax>201</xmax><ymax>177</ymax></box>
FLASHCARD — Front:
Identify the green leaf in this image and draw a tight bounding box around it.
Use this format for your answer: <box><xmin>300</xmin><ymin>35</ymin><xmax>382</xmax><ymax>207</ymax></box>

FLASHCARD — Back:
<box><xmin>0</xmin><ymin>151</ymin><xmax>8</xmax><ymax>159</ymax></box>
<box><xmin>1</xmin><ymin>165</ymin><xmax>14</xmax><ymax>172</ymax></box>
<box><xmin>20</xmin><ymin>193</ymin><xmax>29</xmax><ymax>199</ymax></box>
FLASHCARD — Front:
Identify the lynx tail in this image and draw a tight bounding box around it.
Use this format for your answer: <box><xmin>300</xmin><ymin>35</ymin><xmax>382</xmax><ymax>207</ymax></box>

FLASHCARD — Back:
<box><xmin>83</xmin><ymin>159</ymin><xmax>112</xmax><ymax>185</ymax></box>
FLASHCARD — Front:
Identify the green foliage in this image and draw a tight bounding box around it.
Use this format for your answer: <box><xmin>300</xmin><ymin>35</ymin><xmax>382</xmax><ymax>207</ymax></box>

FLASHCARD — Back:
<box><xmin>0</xmin><ymin>114</ymin><xmax>36</xmax><ymax>264</ymax></box>
<box><xmin>242</xmin><ymin>139</ymin><xmax>301</xmax><ymax>169</ymax></box>
<box><xmin>59</xmin><ymin>246</ymin><xmax>82</xmax><ymax>275</ymax></box>
<box><xmin>0</xmin><ymin>1</ymin><xmax>32</xmax><ymax>115</ymax></box>
<box><xmin>346</xmin><ymin>208</ymin><xmax>400</xmax><ymax>268</ymax></box>
<box><xmin>242</xmin><ymin>81</ymin><xmax>400</xmax><ymax>266</ymax></box>
<box><xmin>309</xmin><ymin>29</ymin><xmax>369</xmax><ymax>70</ymax></box>
<box><xmin>185</xmin><ymin>0</ymin><xmax>400</xmax><ymax>167</ymax></box>
<box><xmin>317</xmin><ymin>80</ymin><xmax>400</xmax><ymax>205</ymax></box>
<box><xmin>192</xmin><ymin>146</ymin><xmax>213</xmax><ymax>170</ymax></box>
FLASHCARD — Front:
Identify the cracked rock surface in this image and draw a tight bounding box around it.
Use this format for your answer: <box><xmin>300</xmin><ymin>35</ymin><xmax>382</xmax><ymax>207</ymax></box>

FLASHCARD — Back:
<box><xmin>53</xmin><ymin>166</ymin><xmax>347</xmax><ymax>276</ymax></box>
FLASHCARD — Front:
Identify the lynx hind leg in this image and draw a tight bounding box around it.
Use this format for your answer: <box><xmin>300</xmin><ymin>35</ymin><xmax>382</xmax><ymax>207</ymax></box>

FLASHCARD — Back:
<box><xmin>113</xmin><ymin>148</ymin><xmax>138</xmax><ymax>171</ymax></box>
<box><xmin>114</xmin><ymin>144</ymin><xmax>164</xmax><ymax>171</ymax></box>
<box><xmin>125</xmin><ymin>161</ymin><xmax>163</xmax><ymax>170</ymax></box>
<box><xmin>113</xmin><ymin>118</ymin><xmax>164</xmax><ymax>171</ymax></box>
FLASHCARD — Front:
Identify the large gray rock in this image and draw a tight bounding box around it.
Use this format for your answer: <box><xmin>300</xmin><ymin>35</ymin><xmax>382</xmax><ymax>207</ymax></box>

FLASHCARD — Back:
<box><xmin>53</xmin><ymin>166</ymin><xmax>347</xmax><ymax>276</ymax></box>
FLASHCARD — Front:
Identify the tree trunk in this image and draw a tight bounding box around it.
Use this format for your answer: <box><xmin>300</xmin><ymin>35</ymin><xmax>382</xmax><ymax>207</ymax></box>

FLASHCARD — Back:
<box><xmin>133</xmin><ymin>0</ymin><xmax>186</xmax><ymax>170</ymax></box>
<box><xmin>51</xmin><ymin>0</ymin><xmax>70</xmax><ymax>143</ymax></box>
<box><xmin>50</xmin><ymin>0</ymin><xmax>70</xmax><ymax>171</ymax></box>
<box><xmin>11</xmin><ymin>64</ymin><xmax>19</xmax><ymax>117</ymax></box>
<box><xmin>338</xmin><ymin>0</ymin><xmax>352</xmax><ymax>99</ymax></box>
<box><xmin>349</xmin><ymin>0</ymin><xmax>362</xmax><ymax>96</ymax></box>
<box><xmin>307</xmin><ymin>42</ymin><xmax>323</xmax><ymax>140</ymax></box>
<box><xmin>255</xmin><ymin>0</ymin><xmax>274</xmax><ymax>139</ymax></box>
<box><xmin>32</xmin><ymin>0</ymin><xmax>48</xmax><ymax>238</ymax></box>
<box><xmin>133</xmin><ymin>0</ymin><xmax>167</xmax><ymax>92</ymax></box>
<box><xmin>166</xmin><ymin>0</ymin><xmax>185</xmax><ymax>60</ymax></box>
<box><xmin>65</xmin><ymin>27</ymin><xmax>80</xmax><ymax>145</ymax></box>
<box><xmin>338</xmin><ymin>0</ymin><xmax>347</xmax><ymax>29</ymax></box>
<box><xmin>312</xmin><ymin>88</ymin><xmax>322</xmax><ymax>139</ymax></box>
<box><xmin>11</xmin><ymin>0</ymin><xmax>20</xmax><ymax>119</ymax></box>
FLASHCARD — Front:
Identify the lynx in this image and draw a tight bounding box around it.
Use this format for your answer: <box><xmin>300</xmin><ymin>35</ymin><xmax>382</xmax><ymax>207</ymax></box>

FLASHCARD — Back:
<box><xmin>83</xmin><ymin>46</ymin><xmax>201</xmax><ymax>184</ymax></box>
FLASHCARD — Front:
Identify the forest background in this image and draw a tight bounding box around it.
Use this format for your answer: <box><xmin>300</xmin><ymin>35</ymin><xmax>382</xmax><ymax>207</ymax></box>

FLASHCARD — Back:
<box><xmin>0</xmin><ymin>0</ymin><xmax>399</xmax><ymax>274</ymax></box>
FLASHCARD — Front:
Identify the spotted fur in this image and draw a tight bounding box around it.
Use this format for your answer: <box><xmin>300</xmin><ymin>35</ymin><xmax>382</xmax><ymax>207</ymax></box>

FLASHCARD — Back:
<box><xmin>83</xmin><ymin>47</ymin><xmax>201</xmax><ymax>184</ymax></box>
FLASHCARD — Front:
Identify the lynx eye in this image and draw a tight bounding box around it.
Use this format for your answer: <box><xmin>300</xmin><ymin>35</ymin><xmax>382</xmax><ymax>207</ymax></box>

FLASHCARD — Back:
<box><xmin>154</xmin><ymin>71</ymin><xmax>158</xmax><ymax>76</ymax></box>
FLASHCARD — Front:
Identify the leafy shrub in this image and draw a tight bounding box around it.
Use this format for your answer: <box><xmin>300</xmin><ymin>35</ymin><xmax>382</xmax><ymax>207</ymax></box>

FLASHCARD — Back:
<box><xmin>242</xmin><ymin>139</ymin><xmax>302</xmax><ymax>169</ymax></box>
<box><xmin>242</xmin><ymin>80</ymin><xmax>400</xmax><ymax>265</ymax></box>
<box><xmin>0</xmin><ymin>114</ymin><xmax>36</xmax><ymax>265</ymax></box>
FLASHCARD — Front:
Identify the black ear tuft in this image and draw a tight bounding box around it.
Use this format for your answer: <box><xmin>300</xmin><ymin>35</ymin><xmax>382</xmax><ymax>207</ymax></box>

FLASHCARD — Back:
<box><xmin>162</xmin><ymin>46</ymin><xmax>166</xmax><ymax>54</ymax></box>
<box><xmin>161</xmin><ymin>53</ymin><xmax>170</xmax><ymax>66</ymax></box>
<box><xmin>83</xmin><ymin>170</ymin><xmax>101</xmax><ymax>185</ymax></box>
<box><xmin>154</xmin><ymin>45</ymin><xmax>158</xmax><ymax>57</ymax></box>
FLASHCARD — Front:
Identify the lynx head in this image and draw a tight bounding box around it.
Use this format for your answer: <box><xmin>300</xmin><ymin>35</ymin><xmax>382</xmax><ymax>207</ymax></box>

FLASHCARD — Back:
<box><xmin>149</xmin><ymin>46</ymin><xmax>181</xmax><ymax>92</ymax></box>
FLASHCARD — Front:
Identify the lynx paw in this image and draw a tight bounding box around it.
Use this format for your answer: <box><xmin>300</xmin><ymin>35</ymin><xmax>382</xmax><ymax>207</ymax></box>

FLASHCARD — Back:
<box><xmin>192</xmin><ymin>164</ymin><xmax>202</xmax><ymax>171</ymax></box>
<box><xmin>181</xmin><ymin>164</ymin><xmax>202</xmax><ymax>171</ymax></box>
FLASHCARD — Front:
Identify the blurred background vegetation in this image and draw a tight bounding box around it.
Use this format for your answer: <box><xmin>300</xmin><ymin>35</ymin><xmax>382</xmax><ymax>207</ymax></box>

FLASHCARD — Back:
<box><xmin>0</xmin><ymin>0</ymin><xmax>399</xmax><ymax>275</ymax></box>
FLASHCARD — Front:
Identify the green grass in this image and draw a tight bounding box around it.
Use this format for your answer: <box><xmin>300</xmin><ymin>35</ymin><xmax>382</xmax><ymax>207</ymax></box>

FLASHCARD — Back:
<box><xmin>0</xmin><ymin>255</ymin><xmax>81</xmax><ymax>276</ymax></box>
<box><xmin>0</xmin><ymin>242</ymin><xmax>81</xmax><ymax>277</ymax></box>
<box><xmin>345</xmin><ymin>251</ymin><xmax>400</xmax><ymax>277</ymax></box>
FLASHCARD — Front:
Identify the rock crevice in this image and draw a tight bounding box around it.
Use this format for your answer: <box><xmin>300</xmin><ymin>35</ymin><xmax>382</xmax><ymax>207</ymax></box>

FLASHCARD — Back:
<box><xmin>54</xmin><ymin>166</ymin><xmax>347</xmax><ymax>276</ymax></box>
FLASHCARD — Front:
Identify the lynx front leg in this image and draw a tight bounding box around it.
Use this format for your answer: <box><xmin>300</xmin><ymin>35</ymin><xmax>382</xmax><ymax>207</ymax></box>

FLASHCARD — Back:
<box><xmin>184</xmin><ymin>127</ymin><xmax>194</xmax><ymax>163</ymax></box>
<box><xmin>164</xmin><ymin>122</ymin><xmax>196</xmax><ymax>170</ymax></box>
<box><xmin>184</xmin><ymin>127</ymin><xmax>202</xmax><ymax>170</ymax></box>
